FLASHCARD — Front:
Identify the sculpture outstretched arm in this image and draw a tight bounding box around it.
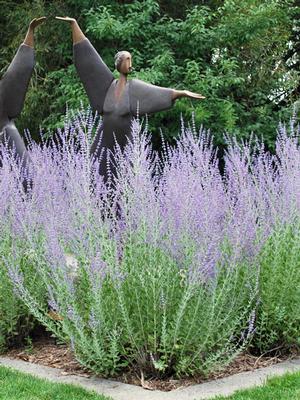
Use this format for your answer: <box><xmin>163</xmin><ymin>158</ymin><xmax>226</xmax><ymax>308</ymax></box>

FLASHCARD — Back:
<box><xmin>129</xmin><ymin>80</ymin><xmax>205</xmax><ymax>116</ymax></box>
<box><xmin>172</xmin><ymin>89</ymin><xmax>205</xmax><ymax>100</ymax></box>
<box><xmin>129</xmin><ymin>79</ymin><xmax>174</xmax><ymax>116</ymax></box>
<box><xmin>56</xmin><ymin>17</ymin><xmax>114</xmax><ymax>114</ymax></box>
<box><xmin>2</xmin><ymin>18</ymin><xmax>46</xmax><ymax>118</ymax></box>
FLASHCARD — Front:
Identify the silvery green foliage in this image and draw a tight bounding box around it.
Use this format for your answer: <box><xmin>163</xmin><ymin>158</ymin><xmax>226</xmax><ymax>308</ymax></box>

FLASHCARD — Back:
<box><xmin>1</xmin><ymin>111</ymin><xmax>300</xmax><ymax>377</ymax></box>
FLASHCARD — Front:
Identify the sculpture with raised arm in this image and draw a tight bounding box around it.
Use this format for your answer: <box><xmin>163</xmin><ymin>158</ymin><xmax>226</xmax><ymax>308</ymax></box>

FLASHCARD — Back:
<box><xmin>56</xmin><ymin>17</ymin><xmax>205</xmax><ymax>180</ymax></box>
<box><xmin>0</xmin><ymin>17</ymin><xmax>46</xmax><ymax>177</ymax></box>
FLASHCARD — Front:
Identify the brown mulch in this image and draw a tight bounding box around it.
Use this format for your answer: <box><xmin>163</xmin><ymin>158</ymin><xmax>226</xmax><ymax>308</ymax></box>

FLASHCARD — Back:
<box><xmin>5</xmin><ymin>339</ymin><xmax>298</xmax><ymax>392</ymax></box>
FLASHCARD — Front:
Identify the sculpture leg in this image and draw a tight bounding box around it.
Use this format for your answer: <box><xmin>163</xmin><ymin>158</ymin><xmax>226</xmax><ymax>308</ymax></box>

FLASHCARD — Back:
<box><xmin>90</xmin><ymin>122</ymin><xmax>112</xmax><ymax>183</ymax></box>
<box><xmin>0</xmin><ymin>123</ymin><xmax>32</xmax><ymax>192</ymax></box>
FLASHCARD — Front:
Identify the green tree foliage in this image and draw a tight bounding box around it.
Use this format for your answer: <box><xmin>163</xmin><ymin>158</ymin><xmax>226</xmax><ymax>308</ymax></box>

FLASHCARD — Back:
<box><xmin>0</xmin><ymin>0</ymin><xmax>298</xmax><ymax>148</ymax></box>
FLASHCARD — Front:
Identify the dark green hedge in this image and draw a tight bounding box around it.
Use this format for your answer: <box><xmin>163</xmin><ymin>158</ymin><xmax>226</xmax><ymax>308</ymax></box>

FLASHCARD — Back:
<box><xmin>0</xmin><ymin>0</ymin><xmax>299</xmax><ymax>149</ymax></box>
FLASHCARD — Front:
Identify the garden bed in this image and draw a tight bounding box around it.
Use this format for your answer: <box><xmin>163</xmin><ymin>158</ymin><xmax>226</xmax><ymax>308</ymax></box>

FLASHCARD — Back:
<box><xmin>5</xmin><ymin>338</ymin><xmax>298</xmax><ymax>392</ymax></box>
<box><xmin>1</xmin><ymin>116</ymin><xmax>300</xmax><ymax>388</ymax></box>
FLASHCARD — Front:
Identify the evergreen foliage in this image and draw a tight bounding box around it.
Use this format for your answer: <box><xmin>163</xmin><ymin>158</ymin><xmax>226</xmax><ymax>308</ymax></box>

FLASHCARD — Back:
<box><xmin>0</xmin><ymin>0</ymin><xmax>299</xmax><ymax>148</ymax></box>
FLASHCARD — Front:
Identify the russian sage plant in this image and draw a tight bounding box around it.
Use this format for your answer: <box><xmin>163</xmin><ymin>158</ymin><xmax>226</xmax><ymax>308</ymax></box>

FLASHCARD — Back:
<box><xmin>254</xmin><ymin>220</ymin><xmax>300</xmax><ymax>353</ymax></box>
<box><xmin>0</xmin><ymin>148</ymin><xmax>40</xmax><ymax>351</ymax></box>
<box><xmin>1</xmin><ymin>110</ymin><xmax>300</xmax><ymax>376</ymax></box>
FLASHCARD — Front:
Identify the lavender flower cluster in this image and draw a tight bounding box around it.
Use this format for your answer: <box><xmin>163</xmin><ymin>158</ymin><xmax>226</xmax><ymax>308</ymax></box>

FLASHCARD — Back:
<box><xmin>0</xmin><ymin>111</ymin><xmax>299</xmax><ymax>376</ymax></box>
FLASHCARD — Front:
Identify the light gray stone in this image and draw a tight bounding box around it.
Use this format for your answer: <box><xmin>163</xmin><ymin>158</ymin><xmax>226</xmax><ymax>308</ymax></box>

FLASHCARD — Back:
<box><xmin>0</xmin><ymin>356</ymin><xmax>300</xmax><ymax>400</ymax></box>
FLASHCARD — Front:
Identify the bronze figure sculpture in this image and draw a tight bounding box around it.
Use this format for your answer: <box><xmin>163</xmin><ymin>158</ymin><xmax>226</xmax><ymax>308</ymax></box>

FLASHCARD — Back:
<box><xmin>56</xmin><ymin>17</ymin><xmax>205</xmax><ymax>180</ymax></box>
<box><xmin>0</xmin><ymin>17</ymin><xmax>46</xmax><ymax>175</ymax></box>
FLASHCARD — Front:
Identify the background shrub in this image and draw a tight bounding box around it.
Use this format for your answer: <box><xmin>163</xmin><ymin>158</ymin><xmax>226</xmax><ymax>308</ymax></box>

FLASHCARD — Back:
<box><xmin>0</xmin><ymin>0</ymin><xmax>299</xmax><ymax>148</ymax></box>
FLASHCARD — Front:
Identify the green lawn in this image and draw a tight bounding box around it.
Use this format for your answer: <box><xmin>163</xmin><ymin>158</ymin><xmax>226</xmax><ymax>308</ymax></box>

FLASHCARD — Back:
<box><xmin>1</xmin><ymin>364</ymin><xmax>300</xmax><ymax>400</ymax></box>
<box><xmin>0</xmin><ymin>366</ymin><xmax>111</xmax><ymax>400</ymax></box>
<box><xmin>213</xmin><ymin>371</ymin><xmax>300</xmax><ymax>400</ymax></box>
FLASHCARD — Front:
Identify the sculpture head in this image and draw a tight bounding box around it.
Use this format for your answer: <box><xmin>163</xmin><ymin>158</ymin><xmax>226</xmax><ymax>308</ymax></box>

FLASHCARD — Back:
<box><xmin>114</xmin><ymin>51</ymin><xmax>132</xmax><ymax>75</ymax></box>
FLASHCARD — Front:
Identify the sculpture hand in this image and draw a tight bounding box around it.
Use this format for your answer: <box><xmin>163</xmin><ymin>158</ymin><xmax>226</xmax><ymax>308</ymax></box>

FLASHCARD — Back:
<box><xmin>183</xmin><ymin>90</ymin><xmax>205</xmax><ymax>100</ymax></box>
<box><xmin>55</xmin><ymin>17</ymin><xmax>85</xmax><ymax>44</ymax></box>
<box><xmin>55</xmin><ymin>16</ymin><xmax>77</xmax><ymax>23</ymax></box>
<box><xmin>173</xmin><ymin>89</ymin><xmax>205</xmax><ymax>100</ymax></box>
<box><xmin>29</xmin><ymin>17</ymin><xmax>47</xmax><ymax>31</ymax></box>
<box><xmin>24</xmin><ymin>17</ymin><xmax>46</xmax><ymax>47</ymax></box>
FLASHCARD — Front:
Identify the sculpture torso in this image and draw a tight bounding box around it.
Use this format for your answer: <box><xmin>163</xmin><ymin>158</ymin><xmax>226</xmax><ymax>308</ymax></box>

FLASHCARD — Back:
<box><xmin>102</xmin><ymin>79</ymin><xmax>132</xmax><ymax>151</ymax></box>
<box><xmin>0</xmin><ymin>81</ymin><xmax>10</xmax><ymax>133</ymax></box>
<box><xmin>0</xmin><ymin>91</ymin><xmax>5</xmax><ymax>131</ymax></box>
<box><xmin>0</xmin><ymin>44</ymin><xmax>34</xmax><ymax>167</ymax></box>
<box><xmin>74</xmin><ymin>39</ymin><xmax>174</xmax><ymax>179</ymax></box>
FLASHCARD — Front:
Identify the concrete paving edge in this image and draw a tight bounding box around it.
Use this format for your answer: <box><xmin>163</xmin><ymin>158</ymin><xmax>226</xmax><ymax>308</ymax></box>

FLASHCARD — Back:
<box><xmin>0</xmin><ymin>356</ymin><xmax>300</xmax><ymax>400</ymax></box>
